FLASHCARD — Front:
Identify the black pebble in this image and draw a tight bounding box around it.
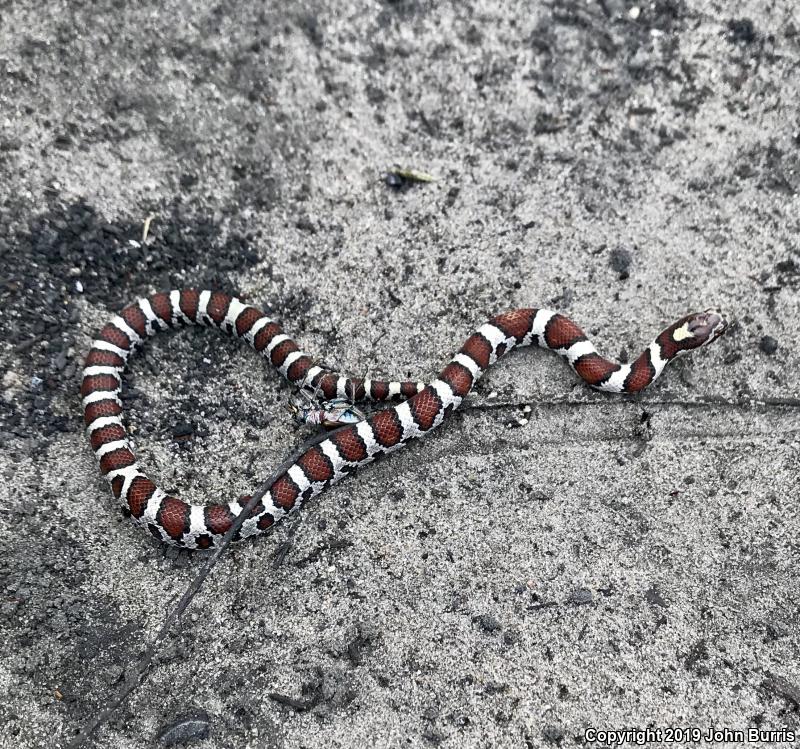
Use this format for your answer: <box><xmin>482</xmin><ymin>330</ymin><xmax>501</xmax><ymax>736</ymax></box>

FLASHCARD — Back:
<box><xmin>171</xmin><ymin>422</ymin><xmax>194</xmax><ymax>441</ymax></box>
<box><xmin>179</xmin><ymin>173</ymin><xmax>198</xmax><ymax>189</ymax></box>
<box><xmin>296</xmin><ymin>216</ymin><xmax>317</xmax><ymax>233</ymax></box>
<box><xmin>473</xmin><ymin>613</ymin><xmax>502</xmax><ymax>633</ymax></box>
<box><xmin>385</xmin><ymin>172</ymin><xmax>404</xmax><ymax>189</ymax></box>
<box><xmin>775</xmin><ymin>258</ymin><xmax>797</xmax><ymax>275</ymax></box>
<box><xmin>759</xmin><ymin>336</ymin><xmax>778</xmax><ymax>355</ymax></box>
<box><xmin>728</xmin><ymin>18</ymin><xmax>756</xmax><ymax>44</ymax></box>
<box><xmin>543</xmin><ymin>724</ymin><xmax>565</xmax><ymax>743</ymax></box>
<box><xmin>609</xmin><ymin>247</ymin><xmax>632</xmax><ymax>279</ymax></box>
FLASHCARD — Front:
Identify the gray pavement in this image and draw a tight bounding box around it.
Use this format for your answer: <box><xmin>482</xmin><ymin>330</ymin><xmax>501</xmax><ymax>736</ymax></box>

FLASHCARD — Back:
<box><xmin>1</xmin><ymin>1</ymin><xmax>798</xmax><ymax>747</ymax></box>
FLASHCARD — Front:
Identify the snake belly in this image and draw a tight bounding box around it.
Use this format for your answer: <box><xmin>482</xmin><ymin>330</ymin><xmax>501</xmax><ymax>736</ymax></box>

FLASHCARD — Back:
<box><xmin>81</xmin><ymin>289</ymin><xmax>727</xmax><ymax>549</ymax></box>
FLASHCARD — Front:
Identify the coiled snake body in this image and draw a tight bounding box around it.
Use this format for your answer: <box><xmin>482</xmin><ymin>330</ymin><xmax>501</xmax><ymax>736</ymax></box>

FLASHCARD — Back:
<box><xmin>81</xmin><ymin>290</ymin><xmax>727</xmax><ymax>549</ymax></box>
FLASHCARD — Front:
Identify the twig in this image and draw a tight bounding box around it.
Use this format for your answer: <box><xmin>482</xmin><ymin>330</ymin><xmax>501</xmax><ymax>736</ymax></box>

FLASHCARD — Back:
<box><xmin>386</xmin><ymin>165</ymin><xmax>437</xmax><ymax>183</ymax></box>
<box><xmin>271</xmin><ymin>512</ymin><xmax>304</xmax><ymax>570</ymax></box>
<box><xmin>761</xmin><ymin>671</ymin><xmax>800</xmax><ymax>708</ymax></box>
<box><xmin>267</xmin><ymin>690</ymin><xmax>324</xmax><ymax>712</ymax></box>
<box><xmin>67</xmin><ymin>428</ymin><xmax>340</xmax><ymax>749</ymax></box>
<box><xmin>462</xmin><ymin>395</ymin><xmax>800</xmax><ymax>410</ymax></box>
<box><xmin>292</xmin><ymin>538</ymin><xmax>353</xmax><ymax>567</ymax></box>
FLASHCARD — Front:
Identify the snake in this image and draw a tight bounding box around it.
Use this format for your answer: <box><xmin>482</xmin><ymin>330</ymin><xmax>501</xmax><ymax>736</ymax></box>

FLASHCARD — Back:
<box><xmin>81</xmin><ymin>289</ymin><xmax>728</xmax><ymax>549</ymax></box>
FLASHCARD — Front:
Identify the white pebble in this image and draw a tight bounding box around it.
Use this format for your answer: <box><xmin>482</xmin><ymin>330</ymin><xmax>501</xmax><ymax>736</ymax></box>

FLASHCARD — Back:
<box><xmin>2</xmin><ymin>370</ymin><xmax>21</xmax><ymax>389</ymax></box>
<box><xmin>629</xmin><ymin>6</ymin><xmax>640</xmax><ymax>19</ymax></box>
<box><xmin>488</xmin><ymin>391</ymin><xmax>498</xmax><ymax>399</ymax></box>
<box><xmin>2</xmin><ymin>370</ymin><xmax>24</xmax><ymax>403</ymax></box>
<box><xmin>75</xmin><ymin>280</ymin><xmax>83</xmax><ymax>293</ymax></box>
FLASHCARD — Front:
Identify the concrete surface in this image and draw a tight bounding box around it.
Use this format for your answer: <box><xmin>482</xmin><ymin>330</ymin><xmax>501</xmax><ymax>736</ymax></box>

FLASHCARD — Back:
<box><xmin>1</xmin><ymin>1</ymin><xmax>799</xmax><ymax>747</ymax></box>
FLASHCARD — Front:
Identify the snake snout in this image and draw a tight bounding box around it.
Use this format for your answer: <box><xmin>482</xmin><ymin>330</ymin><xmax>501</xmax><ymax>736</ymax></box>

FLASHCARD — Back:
<box><xmin>691</xmin><ymin>309</ymin><xmax>729</xmax><ymax>345</ymax></box>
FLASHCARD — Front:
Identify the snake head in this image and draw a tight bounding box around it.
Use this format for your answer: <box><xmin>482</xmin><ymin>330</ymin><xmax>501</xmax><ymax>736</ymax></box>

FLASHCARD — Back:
<box><xmin>670</xmin><ymin>309</ymin><xmax>729</xmax><ymax>351</ymax></box>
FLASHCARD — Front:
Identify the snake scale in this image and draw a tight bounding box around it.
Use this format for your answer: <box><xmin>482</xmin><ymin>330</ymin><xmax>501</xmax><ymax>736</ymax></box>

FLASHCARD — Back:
<box><xmin>81</xmin><ymin>289</ymin><xmax>728</xmax><ymax>549</ymax></box>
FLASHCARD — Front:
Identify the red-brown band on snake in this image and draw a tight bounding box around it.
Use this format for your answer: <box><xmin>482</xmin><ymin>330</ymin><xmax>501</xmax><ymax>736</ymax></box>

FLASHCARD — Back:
<box><xmin>81</xmin><ymin>290</ymin><xmax>728</xmax><ymax>549</ymax></box>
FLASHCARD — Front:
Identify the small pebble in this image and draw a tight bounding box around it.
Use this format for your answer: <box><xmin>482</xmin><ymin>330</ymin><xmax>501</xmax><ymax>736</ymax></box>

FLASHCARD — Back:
<box><xmin>2</xmin><ymin>370</ymin><xmax>23</xmax><ymax>392</ymax></box>
<box><xmin>75</xmin><ymin>280</ymin><xmax>83</xmax><ymax>293</ymax></box>
<box><xmin>543</xmin><ymin>725</ymin><xmax>565</xmax><ymax>743</ymax></box>
<box><xmin>569</xmin><ymin>588</ymin><xmax>594</xmax><ymax>605</ymax></box>
<box><xmin>296</xmin><ymin>216</ymin><xmax>316</xmax><ymax>233</ymax></box>
<box><xmin>172</xmin><ymin>422</ymin><xmax>194</xmax><ymax>442</ymax></box>
<box><xmin>473</xmin><ymin>613</ymin><xmax>502</xmax><ymax>633</ymax></box>
<box><xmin>728</xmin><ymin>18</ymin><xmax>756</xmax><ymax>44</ymax></box>
<box><xmin>759</xmin><ymin>336</ymin><xmax>778</xmax><ymax>355</ymax></box>
<box><xmin>385</xmin><ymin>172</ymin><xmax>403</xmax><ymax>189</ymax></box>
<box><xmin>53</xmin><ymin>350</ymin><xmax>69</xmax><ymax>371</ymax></box>
<box><xmin>609</xmin><ymin>247</ymin><xmax>632</xmax><ymax>279</ymax></box>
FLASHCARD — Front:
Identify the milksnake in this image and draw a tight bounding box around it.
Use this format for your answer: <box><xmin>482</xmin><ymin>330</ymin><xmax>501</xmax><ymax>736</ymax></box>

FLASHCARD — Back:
<box><xmin>81</xmin><ymin>290</ymin><xmax>728</xmax><ymax>549</ymax></box>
